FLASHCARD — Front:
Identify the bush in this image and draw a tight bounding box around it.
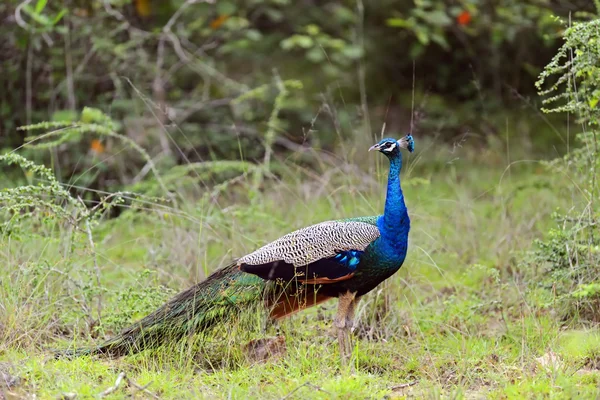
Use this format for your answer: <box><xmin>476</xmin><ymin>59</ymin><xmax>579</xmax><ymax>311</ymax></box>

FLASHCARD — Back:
<box><xmin>533</xmin><ymin>17</ymin><xmax>600</xmax><ymax>322</ymax></box>
<box><xmin>1</xmin><ymin>0</ymin><xmax>594</xmax><ymax>162</ymax></box>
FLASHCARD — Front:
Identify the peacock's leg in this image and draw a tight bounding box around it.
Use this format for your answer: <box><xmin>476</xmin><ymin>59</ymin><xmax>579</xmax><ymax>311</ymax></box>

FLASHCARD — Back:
<box><xmin>334</xmin><ymin>291</ymin><xmax>357</xmax><ymax>363</ymax></box>
<box><xmin>346</xmin><ymin>296</ymin><xmax>361</xmax><ymax>332</ymax></box>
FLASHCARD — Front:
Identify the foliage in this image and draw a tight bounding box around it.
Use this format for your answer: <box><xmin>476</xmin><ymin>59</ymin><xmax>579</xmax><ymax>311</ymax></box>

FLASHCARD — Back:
<box><xmin>6</xmin><ymin>77</ymin><xmax>303</xmax><ymax>199</ymax></box>
<box><xmin>373</xmin><ymin>0</ymin><xmax>586</xmax><ymax>98</ymax></box>
<box><xmin>16</xmin><ymin>106</ymin><xmax>172</xmax><ymax>198</ymax></box>
<box><xmin>0</xmin><ymin>0</ymin><xmax>594</xmax><ymax>184</ymax></box>
<box><xmin>0</xmin><ymin>151</ymin><xmax>87</xmax><ymax>231</ymax></box>
<box><xmin>386</xmin><ymin>0</ymin><xmax>559</xmax><ymax>57</ymax></box>
<box><xmin>533</xmin><ymin>17</ymin><xmax>600</xmax><ymax>322</ymax></box>
<box><xmin>532</xmin><ymin>216</ymin><xmax>600</xmax><ymax>321</ymax></box>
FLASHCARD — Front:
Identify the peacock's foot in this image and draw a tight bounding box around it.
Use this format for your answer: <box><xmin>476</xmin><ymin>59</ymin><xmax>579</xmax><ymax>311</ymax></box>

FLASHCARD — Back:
<box><xmin>336</xmin><ymin>326</ymin><xmax>352</xmax><ymax>364</ymax></box>
<box><xmin>334</xmin><ymin>312</ymin><xmax>354</xmax><ymax>365</ymax></box>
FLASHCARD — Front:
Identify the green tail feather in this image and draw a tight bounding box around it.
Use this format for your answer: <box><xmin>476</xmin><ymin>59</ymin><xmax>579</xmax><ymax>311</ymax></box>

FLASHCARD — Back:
<box><xmin>56</xmin><ymin>263</ymin><xmax>267</xmax><ymax>358</ymax></box>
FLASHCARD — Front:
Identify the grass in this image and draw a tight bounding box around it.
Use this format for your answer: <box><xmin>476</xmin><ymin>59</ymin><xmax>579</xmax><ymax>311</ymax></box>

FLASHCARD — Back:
<box><xmin>1</xmin><ymin>136</ymin><xmax>599</xmax><ymax>399</ymax></box>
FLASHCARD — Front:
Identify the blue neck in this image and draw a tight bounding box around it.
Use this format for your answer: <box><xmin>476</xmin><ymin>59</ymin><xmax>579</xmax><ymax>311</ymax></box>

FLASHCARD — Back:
<box><xmin>377</xmin><ymin>153</ymin><xmax>410</xmax><ymax>244</ymax></box>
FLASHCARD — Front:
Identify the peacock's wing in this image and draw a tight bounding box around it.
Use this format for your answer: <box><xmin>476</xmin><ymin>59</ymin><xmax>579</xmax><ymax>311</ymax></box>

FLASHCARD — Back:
<box><xmin>238</xmin><ymin>220</ymin><xmax>380</xmax><ymax>284</ymax></box>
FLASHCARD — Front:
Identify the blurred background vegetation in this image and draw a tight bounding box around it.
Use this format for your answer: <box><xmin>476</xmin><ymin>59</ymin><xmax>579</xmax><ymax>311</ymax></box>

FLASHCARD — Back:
<box><xmin>1</xmin><ymin>0</ymin><xmax>597</xmax><ymax>195</ymax></box>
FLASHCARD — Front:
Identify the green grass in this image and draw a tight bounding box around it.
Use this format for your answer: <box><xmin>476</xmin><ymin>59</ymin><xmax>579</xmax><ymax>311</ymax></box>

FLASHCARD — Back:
<box><xmin>1</xmin><ymin>140</ymin><xmax>599</xmax><ymax>399</ymax></box>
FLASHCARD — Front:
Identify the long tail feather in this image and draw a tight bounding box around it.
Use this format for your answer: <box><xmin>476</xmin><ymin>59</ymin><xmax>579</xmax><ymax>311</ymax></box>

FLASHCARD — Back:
<box><xmin>56</xmin><ymin>263</ymin><xmax>266</xmax><ymax>358</ymax></box>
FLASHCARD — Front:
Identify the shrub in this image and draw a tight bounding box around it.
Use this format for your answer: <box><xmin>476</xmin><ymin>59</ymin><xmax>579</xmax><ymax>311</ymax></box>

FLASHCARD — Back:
<box><xmin>533</xmin><ymin>17</ymin><xmax>600</xmax><ymax>322</ymax></box>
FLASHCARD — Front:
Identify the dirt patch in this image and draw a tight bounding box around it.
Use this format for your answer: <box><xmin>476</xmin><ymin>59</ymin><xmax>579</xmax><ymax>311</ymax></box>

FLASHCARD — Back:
<box><xmin>242</xmin><ymin>336</ymin><xmax>287</xmax><ymax>363</ymax></box>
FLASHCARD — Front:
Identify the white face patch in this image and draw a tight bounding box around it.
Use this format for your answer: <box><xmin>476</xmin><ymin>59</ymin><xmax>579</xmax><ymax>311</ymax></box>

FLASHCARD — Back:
<box><xmin>382</xmin><ymin>142</ymin><xmax>397</xmax><ymax>152</ymax></box>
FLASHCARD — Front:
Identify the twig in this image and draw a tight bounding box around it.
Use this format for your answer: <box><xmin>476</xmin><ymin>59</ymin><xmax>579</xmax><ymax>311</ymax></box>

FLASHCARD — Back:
<box><xmin>26</xmin><ymin>39</ymin><xmax>33</xmax><ymax>125</ymax></box>
<box><xmin>355</xmin><ymin>0</ymin><xmax>371</xmax><ymax>139</ymax></box>
<box><xmin>97</xmin><ymin>372</ymin><xmax>162</xmax><ymax>399</ymax></box>
<box><xmin>263</xmin><ymin>71</ymin><xmax>287</xmax><ymax>172</ymax></box>
<box><xmin>163</xmin><ymin>38</ymin><xmax>218</xmax><ymax>90</ymax></box>
<box><xmin>174</xmin><ymin>98</ymin><xmax>232</xmax><ymax>125</ymax></box>
<box><xmin>79</xmin><ymin>196</ymin><xmax>102</xmax><ymax>324</ymax></box>
<box><xmin>101</xmin><ymin>0</ymin><xmax>151</xmax><ymax>38</ymax></box>
<box><xmin>126</xmin><ymin>376</ymin><xmax>162</xmax><ymax>400</ymax></box>
<box><xmin>48</xmin><ymin>267</ymin><xmax>93</xmax><ymax>316</ymax></box>
<box><xmin>164</xmin><ymin>0</ymin><xmax>211</xmax><ymax>32</ymax></box>
<box><xmin>158</xmin><ymin>0</ymin><xmax>246</xmax><ymax>94</ymax></box>
<box><xmin>151</xmin><ymin>0</ymin><xmax>205</xmax><ymax>157</ymax></box>
<box><xmin>390</xmin><ymin>380</ymin><xmax>418</xmax><ymax>391</ymax></box>
<box><xmin>49</xmin><ymin>47</ymin><xmax>95</xmax><ymax>105</ymax></box>
<box><xmin>14</xmin><ymin>0</ymin><xmax>33</xmax><ymax>31</ymax></box>
<box><xmin>166</xmin><ymin>32</ymin><xmax>247</xmax><ymax>93</ymax></box>
<box><xmin>280</xmin><ymin>382</ymin><xmax>332</xmax><ymax>400</ymax></box>
<box><xmin>410</xmin><ymin>60</ymin><xmax>416</xmax><ymax>132</ymax></box>
<box><xmin>98</xmin><ymin>372</ymin><xmax>126</xmax><ymax>397</ymax></box>
<box><xmin>64</xmin><ymin>20</ymin><xmax>76</xmax><ymax>111</ymax></box>
<box><xmin>153</xmin><ymin>35</ymin><xmax>172</xmax><ymax>155</ymax></box>
<box><xmin>132</xmin><ymin>154</ymin><xmax>167</xmax><ymax>184</ymax></box>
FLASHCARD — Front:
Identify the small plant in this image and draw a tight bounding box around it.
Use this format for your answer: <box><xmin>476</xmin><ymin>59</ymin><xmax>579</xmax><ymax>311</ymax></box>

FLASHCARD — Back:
<box><xmin>0</xmin><ymin>147</ymin><xmax>152</xmax><ymax>340</ymax></box>
<box><xmin>0</xmin><ymin>150</ymin><xmax>105</xmax><ymax>341</ymax></box>
<box><xmin>101</xmin><ymin>269</ymin><xmax>175</xmax><ymax>334</ymax></box>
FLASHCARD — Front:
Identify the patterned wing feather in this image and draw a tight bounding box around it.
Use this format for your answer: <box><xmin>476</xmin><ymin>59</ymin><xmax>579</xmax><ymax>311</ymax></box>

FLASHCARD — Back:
<box><xmin>238</xmin><ymin>221</ymin><xmax>380</xmax><ymax>267</ymax></box>
<box><xmin>238</xmin><ymin>221</ymin><xmax>380</xmax><ymax>283</ymax></box>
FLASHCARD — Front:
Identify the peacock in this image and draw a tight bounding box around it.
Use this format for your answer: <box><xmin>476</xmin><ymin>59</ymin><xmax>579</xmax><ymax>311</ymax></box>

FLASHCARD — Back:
<box><xmin>58</xmin><ymin>135</ymin><xmax>415</xmax><ymax>362</ymax></box>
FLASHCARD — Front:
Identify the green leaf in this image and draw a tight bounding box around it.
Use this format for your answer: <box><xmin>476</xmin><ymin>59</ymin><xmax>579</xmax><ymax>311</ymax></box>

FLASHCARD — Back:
<box><xmin>306</xmin><ymin>47</ymin><xmax>325</xmax><ymax>63</ymax></box>
<box><xmin>296</xmin><ymin>35</ymin><xmax>313</xmax><ymax>48</ymax></box>
<box><xmin>281</xmin><ymin>34</ymin><xmax>314</xmax><ymax>50</ymax></box>
<box><xmin>328</xmin><ymin>38</ymin><xmax>345</xmax><ymax>50</ymax></box>
<box><xmin>415</xmin><ymin>0</ymin><xmax>432</xmax><ymax>7</ymax></box>
<box><xmin>386</xmin><ymin>18</ymin><xmax>412</xmax><ymax>28</ymax></box>
<box><xmin>52</xmin><ymin>9</ymin><xmax>67</xmax><ymax>25</ymax></box>
<box><xmin>265</xmin><ymin>8</ymin><xmax>284</xmax><ymax>22</ymax></box>
<box><xmin>323</xmin><ymin>63</ymin><xmax>340</xmax><ymax>77</ymax></box>
<box><xmin>333</xmin><ymin>5</ymin><xmax>355</xmax><ymax>23</ymax></box>
<box><xmin>421</xmin><ymin>10</ymin><xmax>452</xmax><ymax>27</ymax></box>
<box><xmin>431</xmin><ymin>32</ymin><xmax>450</xmax><ymax>50</ymax></box>
<box><xmin>51</xmin><ymin>110</ymin><xmax>78</xmax><ymax>122</ymax></box>
<box><xmin>342</xmin><ymin>45</ymin><xmax>364</xmax><ymax>60</ymax></box>
<box><xmin>80</xmin><ymin>107</ymin><xmax>106</xmax><ymax>124</ymax></box>
<box><xmin>35</xmin><ymin>0</ymin><xmax>48</xmax><ymax>14</ymax></box>
<box><xmin>589</xmin><ymin>98</ymin><xmax>599</xmax><ymax>109</ymax></box>
<box><xmin>415</xmin><ymin>27</ymin><xmax>430</xmax><ymax>45</ymax></box>
<box><xmin>280</xmin><ymin>38</ymin><xmax>294</xmax><ymax>50</ymax></box>
<box><xmin>305</xmin><ymin>24</ymin><xmax>320</xmax><ymax>36</ymax></box>
<box><xmin>22</xmin><ymin>4</ymin><xmax>51</xmax><ymax>26</ymax></box>
<box><xmin>216</xmin><ymin>1</ymin><xmax>236</xmax><ymax>15</ymax></box>
<box><xmin>245</xmin><ymin>29</ymin><xmax>262</xmax><ymax>41</ymax></box>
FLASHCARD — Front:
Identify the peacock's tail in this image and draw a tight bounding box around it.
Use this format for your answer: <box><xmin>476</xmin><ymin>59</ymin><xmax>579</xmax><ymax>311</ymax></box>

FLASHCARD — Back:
<box><xmin>56</xmin><ymin>263</ymin><xmax>268</xmax><ymax>358</ymax></box>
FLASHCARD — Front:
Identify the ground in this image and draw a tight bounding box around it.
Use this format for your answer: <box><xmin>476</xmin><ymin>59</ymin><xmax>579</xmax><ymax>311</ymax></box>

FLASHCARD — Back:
<box><xmin>1</xmin><ymin>138</ymin><xmax>599</xmax><ymax>399</ymax></box>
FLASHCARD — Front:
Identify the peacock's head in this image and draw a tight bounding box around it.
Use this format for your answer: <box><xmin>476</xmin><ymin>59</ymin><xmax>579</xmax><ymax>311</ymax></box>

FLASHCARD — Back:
<box><xmin>369</xmin><ymin>134</ymin><xmax>415</xmax><ymax>157</ymax></box>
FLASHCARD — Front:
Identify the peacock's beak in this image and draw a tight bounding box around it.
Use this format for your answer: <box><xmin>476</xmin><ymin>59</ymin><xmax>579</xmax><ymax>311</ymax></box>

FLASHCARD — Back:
<box><xmin>368</xmin><ymin>144</ymin><xmax>380</xmax><ymax>152</ymax></box>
